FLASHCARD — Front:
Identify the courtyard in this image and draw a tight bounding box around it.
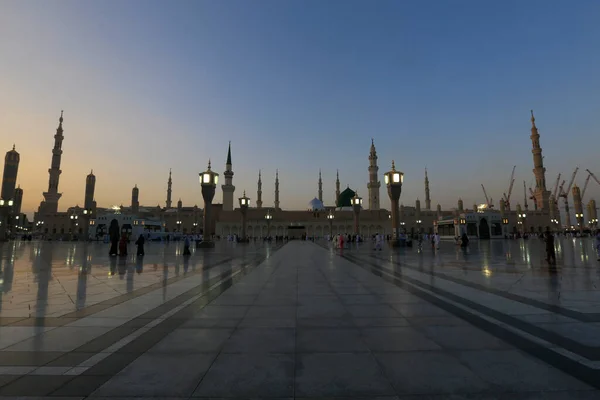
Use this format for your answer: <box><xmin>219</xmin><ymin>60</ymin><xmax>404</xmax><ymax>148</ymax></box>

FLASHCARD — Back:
<box><xmin>0</xmin><ymin>238</ymin><xmax>598</xmax><ymax>398</ymax></box>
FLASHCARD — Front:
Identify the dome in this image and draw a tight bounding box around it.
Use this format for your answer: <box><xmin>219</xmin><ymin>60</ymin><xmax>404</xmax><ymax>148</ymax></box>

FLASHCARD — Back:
<box><xmin>309</xmin><ymin>197</ymin><xmax>325</xmax><ymax>211</ymax></box>
<box><xmin>336</xmin><ymin>187</ymin><xmax>356</xmax><ymax>208</ymax></box>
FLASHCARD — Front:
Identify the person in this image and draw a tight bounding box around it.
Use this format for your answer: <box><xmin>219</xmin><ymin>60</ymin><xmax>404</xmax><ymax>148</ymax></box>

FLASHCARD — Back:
<box><xmin>108</xmin><ymin>220</ymin><xmax>120</xmax><ymax>256</ymax></box>
<box><xmin>374</xmin><ymin>232</ymin><xmax>383</xmax><ymax>251</ymax></box>
<box><xmin>338</xmin><ymin>233</ymin><xmax>344</xmax><ymax>249</ymax></box>
<box><xmin>545</xmin><ymin>227</ymin><xmax>556</xmax><ymax>264</ymax></box>
<box><xmin>118</xmin><ymin>233</ymin><xmax>128</xmax><ymax>256</ymax></box>
<box><xmin>595</xmin><ymin>231</ymin><xmax>600</xmax><ymax>261</ymax></box>
<box><xmin>183</xmin><ymin>235</ymin><xmax>191</xmax><ymax>256</ymax></box>
<box><xmin>135</xmin><ymin>234</ymin><xmax>145</xmax><ymax>256</ymax></box>
<box><xmin>460</xmin><ymin>233</ymin><xmax>469</xmax><ymax>248</ymax></box>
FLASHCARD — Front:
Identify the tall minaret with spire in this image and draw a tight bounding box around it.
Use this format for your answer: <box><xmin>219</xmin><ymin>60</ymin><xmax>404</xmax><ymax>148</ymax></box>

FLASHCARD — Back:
<box><xmin>424</xmin><ymin>168</ymin><xmax>431</xmax><ymax>210</ymax></box>
<box><xmin>256</xmin><ymin>170</ymin><xmax>263</xmax><ymax>209</ymax></box>
<box><xmin>318</xmin><ymin>169</ymin><xmax>323</xmax><ymax>203</ymax></box>
<box><xmin>222</xmin><ymin>141</ymin><xmax>235</xmax><ymax>211</ymax></box>
<box><xmin>367</xmin><ymin>139</ymin><xmax>381</xmax><ymax>210</ymax></box>
<box><xmin>529</xmin><ymin>110</ymin><xmax>550</xmax><ymax>211</ymax></box>
<box><xmin>41</xmin><ymin>111</ymin><xmax>65</xmax><ymax>214</ymax></box>
<box><xmin>166</xmin><ymin>169</ymin><xmax>172</xmax><ymax>209</ymax></box>
<box><xmin>274</xmin><ymin>170</ymin><xmax>280</xmax><ymax>210</ymax></box>
<box><xmin>335</xmin><ymin>170</ymin><xmax>341</xmax><ymax>205</ymax></box>
<box><xmin>84</xmin><ymin>170</ymin><xmax>96</xmax><ymax>210</ymax></box>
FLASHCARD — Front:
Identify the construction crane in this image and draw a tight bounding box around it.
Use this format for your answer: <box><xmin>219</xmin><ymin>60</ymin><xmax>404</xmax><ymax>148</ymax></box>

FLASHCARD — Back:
<box><xmin>481</xmin><ymin>184</ymin><xmax>493</xmax><ymax>208</ymax></box>
<box><xmin>587</xmin><ymin>169</ymin><xmax>600</xmax><ymax>187</ymax></box>
<box><xmin>581</xmin><ymin>172</ymin><xmax>591</xmax><ymax>200</ymax></box>
<box><xmin>559</xmin><ymin>167</ymin><xmax>579</xmax><ymax>228</ymax></box>
<box><xmin>552</xmin><ymin>173</ymin><xmax>562</xmax><ymax>200</ymax></box>
<box><xmin>503</xmin><ymin>166</ymin><xmax>516</xmax><ymax>211</ymax></box>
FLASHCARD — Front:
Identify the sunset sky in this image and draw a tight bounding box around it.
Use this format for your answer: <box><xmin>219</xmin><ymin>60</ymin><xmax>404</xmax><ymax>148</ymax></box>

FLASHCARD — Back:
<box><xmin>1</xmin><ymin>0</ymin><xmax>599</xmax><ymax>216</ymax></box>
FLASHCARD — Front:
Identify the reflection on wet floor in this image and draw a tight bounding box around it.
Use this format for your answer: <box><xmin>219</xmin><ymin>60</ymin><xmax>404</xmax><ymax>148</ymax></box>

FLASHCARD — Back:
<box><xmin>0</xmin><ymin>240</ymin><xmax>274</xmax><ymax>318</ymax></box>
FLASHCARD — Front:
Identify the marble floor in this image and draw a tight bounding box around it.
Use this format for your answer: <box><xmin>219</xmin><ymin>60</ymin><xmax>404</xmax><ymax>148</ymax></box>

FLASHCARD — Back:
<box><xmin>0</xmin><ymin>238</ymin><xmax>598</xmax><ymax>399</ymax></box>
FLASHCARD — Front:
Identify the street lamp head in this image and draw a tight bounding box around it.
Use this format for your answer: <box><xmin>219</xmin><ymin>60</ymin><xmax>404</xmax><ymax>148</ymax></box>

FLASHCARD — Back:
<box><xmin>352</xmin><ymin>193</ymin><xmax>362</xmax><ymax>207</ymax></box>
<box><xmin>239</xmin><ymin>191</ymin><xmax>250</xmax><ymax>208</ymax></box>
<box><xmin>384</xmin><ymin>161</ymin><xmax>404</xmax><ymax>187</ymax></box>
<box><xmin>265</xmin><ymin>212</ymin><xmax>273</xmax><ymax>220</ymax></box>
<box><xmin>7</xmin><ymin>200</ymin><xmax>13</xmax><ymax>206</ymax></box>
<box><xmin>327</xmin><ymin>211</ymin><xmax>334</xmax><ymax>220</ymax></box>
<box><xmin>200</xmin><ymin>160</ymin><xmax>219</xmax><ymax>187</ymax></box>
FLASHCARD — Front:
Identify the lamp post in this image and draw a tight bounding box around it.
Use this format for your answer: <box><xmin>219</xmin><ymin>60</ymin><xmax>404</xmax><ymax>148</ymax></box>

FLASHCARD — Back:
<box><xmin>239</xmin><ymin>191</ymin><xmax>250</xmax><ymax>242</ymax></box>
<box><xmin>176</xmin><ymin>220</ymin><xmax>182</xmax><ymax>233</ymax></box>
<box><xmin>518</xmin><ymin>212</ymin><xmax>527</xmax><ymax>235</ymax></box>
<box><xmin>82</xmin><ymin>208</ymin><xmax>93</xmax><ymax>240</ymax></box>
<box><xmin>384</xmin><ymin>161</ymin><xmax>404</xmax><ymax>246</ymax></box>
<box><xmin>192</xmin><ymin>222</ymin><xmax>198</xmax><ymax>233</ymax></box>
<box><xmin>69</xmin><ymin>213</ymin><xmax>78</xmax><ymax>241</ymax></box>
<box><xmin>575</xmin><ymin>212</ymin><xmax>584</xmax><ymax>233</ymax></box>
<box><xmin>265</xmin><ymin>210</ymin><xmax>273</xmax><ymax>238</ymax></box>
<box><xmin>0</xmin><ymin>199</ymin><xmax>14</xmax><ymax>241</ymax></box>
<box><xmin>352</xmin><ymin>193</ymin><xmax>362</xmax><ymax>235</ymax></box>
<box><xmin>327</xmin><ymin>210</ymin><xmax>335</xmax><ymax>238</ymax></box>
<box><xmin>238</xmin><ymin>190</ymin><xmax>250</xmax><ymax>242</ymax></box>
<box><xmin>198</xmin><ymin>160</ymin><xmax>219</xmax><ymax>248</ymax></box>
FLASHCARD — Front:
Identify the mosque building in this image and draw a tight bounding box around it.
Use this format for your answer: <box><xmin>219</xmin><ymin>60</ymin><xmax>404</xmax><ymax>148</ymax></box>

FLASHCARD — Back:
<box><xmin>14</xmin><ymin>110</ymin><xmax>596</xmax><ymax>241</ymax></box>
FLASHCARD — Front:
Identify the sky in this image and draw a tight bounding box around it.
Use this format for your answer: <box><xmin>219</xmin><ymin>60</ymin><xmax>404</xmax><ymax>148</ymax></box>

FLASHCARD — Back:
<box><xmin>1</xmin><ymin>0</ymin><xmax>599</xmax><ymax>217</ymax></box>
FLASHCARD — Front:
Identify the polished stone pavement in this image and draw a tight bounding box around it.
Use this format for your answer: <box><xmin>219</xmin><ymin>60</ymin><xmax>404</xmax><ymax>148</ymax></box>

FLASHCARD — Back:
<box><xmin>0</xmin><ymin>238</ymin><xmax>599</xmax><ymax>399</ymax></box>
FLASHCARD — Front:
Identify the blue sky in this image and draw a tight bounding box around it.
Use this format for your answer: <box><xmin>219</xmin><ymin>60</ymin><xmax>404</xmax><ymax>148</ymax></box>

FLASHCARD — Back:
<box><xmin>1</xmin><ymin>0</ymin><xmax>599</xmax><ymax>214</ymax></box>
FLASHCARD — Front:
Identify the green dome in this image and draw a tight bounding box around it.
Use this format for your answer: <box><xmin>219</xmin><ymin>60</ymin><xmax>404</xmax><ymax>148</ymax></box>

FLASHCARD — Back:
<box><xmin>337</xmin><ymin>187</ymin><xmax>356</xmax><ymax>207</ymax></box>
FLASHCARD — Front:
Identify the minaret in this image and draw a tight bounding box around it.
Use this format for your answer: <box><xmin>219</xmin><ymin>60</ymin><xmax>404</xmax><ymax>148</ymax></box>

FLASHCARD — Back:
<box><xmin>166</xmin><ymin>169</ymin><xmax>172</xmax><ymax>209</ymax></box>
<box><xmin>177</xmin><ymin>198</ymin><xmax>183</xmax><ymax>210</ymax></box>
<box><xmin>458</xmin><ymin>198</ymin><xmax>464</xmax><ymax>212</ymax></box>
<box><xmin>13</xmin><ymin>185</ymin><xmax>23</xmax><ymax>215</ymax></box>
<box><xmin>436</xmin><ymin>204</ymin><xmax>442</xmax><ymax>219</ymax></box>
<box><xmin>84</xmin><ymin>170</ymin><xmax>96</xmax><ymax>210</ymax></box>
<box><xmin>131</xmin><ymin>184</ymin><xmax>139</xmax><ymax>214</ymax></box>
<box><xmin>335</xmin><ymin>170</ymin><xmax>340</xmax><ymax>205</ymax></box>
<box><xmin>424</xmin><ymin>168</ymin><xmax>431</xmax><ymax>211</ymax></box>
<box><xmin>41</xmin><ymin>111</ymin><xmax>64</xmax><ymax>213</ymax></box>
<box><xmin>222</xmin><ymin>141</ymin><xmax>235</xmax><ymax>211</ymax></box>
<box><xmin>367</xmin><ymin>139</ymin><xmax>381</xmax><ymax>210</ymax></box>
<box><xmin>1</xmin><ymin>145</ymin><xmax>19</xmax><ymax>201</ymax></box>
<box><xmin>256</xmin><ymin>170</ymin><xmax>263</xmax><ymax>209</ymax></box>
<box><xmin>529</xmin><ymin>110</ymin><xmax>551</xmax><ymax>211</ymax></box>
<box><xmin>415</xmin><ymin>198</ymin><xmax>421</xmax><ymax>216</ymax></box>
<box><xmin>318</xmin><ymin>169</ymin><xmax>323</xmax><ymax>203</ymax></box>
<box><xmin>274</xmin><ymin>169</ymin><xmax>280</xmax><ymax>210</ymax></box>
